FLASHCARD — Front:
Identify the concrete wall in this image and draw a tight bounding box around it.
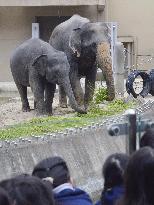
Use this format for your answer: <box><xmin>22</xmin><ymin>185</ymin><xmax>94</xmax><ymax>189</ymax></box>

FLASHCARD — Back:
<box><xmin>0</xmin><ymin>124</ymin><xmax>125</xmax><ymax>199</ymax></box>
<box><xmin>107</xmin><ymin>0</ymin><xmax>154</xmax><ymax>70</ymax></box>
<box><xmin>0</xmin><ymin>0</ymin><xmax>105</xmax><ymax>6</ymax></box>
<box><xmin>0</xmin><ymin>6</ymin><xmax>105</xmax><ymax>82</ymax></box>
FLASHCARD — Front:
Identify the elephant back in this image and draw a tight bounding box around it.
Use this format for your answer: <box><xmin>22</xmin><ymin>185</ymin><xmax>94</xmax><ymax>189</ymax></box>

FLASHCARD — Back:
<box><xmin>49</xmin><ymin>14</ymin><xmax>90</xmax><ymax>52</ymax></box>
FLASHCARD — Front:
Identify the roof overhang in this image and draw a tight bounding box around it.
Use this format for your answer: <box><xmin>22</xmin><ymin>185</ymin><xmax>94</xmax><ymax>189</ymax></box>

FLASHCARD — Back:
<box><xmin>0</xmin><ymin>0</ymin><xmax>105</xmax><ymax>6</ymax></box>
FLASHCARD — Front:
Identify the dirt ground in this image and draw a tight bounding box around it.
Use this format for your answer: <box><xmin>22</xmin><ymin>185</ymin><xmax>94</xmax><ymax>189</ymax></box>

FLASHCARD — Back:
<box><xmin>0</xmin><ymin>82</ymin><xmax>153</xmax><ymax>128</ymax></box>
<box><xmin>0</xmin><ymin>93</ymin><xmax>75</xmax><ymax>128</ymax></box>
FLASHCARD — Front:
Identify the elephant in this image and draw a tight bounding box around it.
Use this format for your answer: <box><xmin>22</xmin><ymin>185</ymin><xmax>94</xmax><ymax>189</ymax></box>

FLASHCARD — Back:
<box><xmin>10</xmin><ymin>38</ymin><xmax>86</xmax><ymax>115</ymax></box>
<box><xmin>49</xmin><ymin>14</ymin><xmax>115</xmax><ymax>109</ymax></box>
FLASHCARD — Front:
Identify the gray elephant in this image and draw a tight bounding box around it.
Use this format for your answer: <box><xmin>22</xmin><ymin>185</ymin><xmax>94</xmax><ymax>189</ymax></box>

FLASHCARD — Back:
<box><xmin>49</xmin><ymin>14</ymin><xmax>115</xmax><ymax>109</ymax></box>
<box><xmin>10</xmin><ymin>38</ymin><xmax>86</xmax><ymax>115</ymax></box>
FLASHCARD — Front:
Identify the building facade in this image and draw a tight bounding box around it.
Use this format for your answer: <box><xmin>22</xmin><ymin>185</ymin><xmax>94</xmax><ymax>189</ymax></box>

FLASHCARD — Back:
<box><xmin>0</xmin><ymin>0</ymin><xmax>154</xmax><ymax>82</ymax></box>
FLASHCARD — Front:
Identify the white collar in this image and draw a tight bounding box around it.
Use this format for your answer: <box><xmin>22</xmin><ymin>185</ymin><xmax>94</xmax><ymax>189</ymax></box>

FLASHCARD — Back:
<box><xmin>53</xmin><ymin>183</ymin><xmax>74</xmax><ymax>194</ymax></box>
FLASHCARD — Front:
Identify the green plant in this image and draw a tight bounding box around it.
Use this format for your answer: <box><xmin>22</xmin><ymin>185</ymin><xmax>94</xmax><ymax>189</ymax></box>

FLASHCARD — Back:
<box><xmin>93</xmin><ymin>86</ymin><xmax>108</xmax><ymax>104</ymax></box>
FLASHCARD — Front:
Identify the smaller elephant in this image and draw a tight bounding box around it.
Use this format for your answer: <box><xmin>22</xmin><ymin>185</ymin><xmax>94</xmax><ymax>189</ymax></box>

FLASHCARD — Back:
<box><xmin>10</xmin><ymin>38</ymin><xmax>86</xmax><ymax>115</ymax></box>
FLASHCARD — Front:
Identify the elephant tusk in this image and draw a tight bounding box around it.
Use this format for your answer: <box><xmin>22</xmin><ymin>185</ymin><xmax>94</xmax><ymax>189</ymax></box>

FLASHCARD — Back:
<box><xmin>76</xmin><ymin>51</ymin><xmax>80</xmax><ymax>57</ymax></box>
<box><xmin>68</xmin><ymin>42</ymin><xmax>80</xmax><ymax>57</ymax></box>
<box><xmin>72</xmin><ymin>47</ymin><xmax>76</xmax><ymax>54</ymax></box>
<box><xmin>71</xmin><ymin>47</ymin><xmax>80</xmax><ymax>57</ymax></box>
<box><xmin>69</xmin><ymin>42</ymin><xmax>80</xmax><ymax>57</ymax></box>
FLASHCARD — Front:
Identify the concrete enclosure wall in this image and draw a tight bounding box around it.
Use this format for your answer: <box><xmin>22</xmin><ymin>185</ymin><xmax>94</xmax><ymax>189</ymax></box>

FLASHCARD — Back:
<box><xmin>0</xmin><ymin>124</ymin><xmax>125</xmax><ymax>198</ymax></box>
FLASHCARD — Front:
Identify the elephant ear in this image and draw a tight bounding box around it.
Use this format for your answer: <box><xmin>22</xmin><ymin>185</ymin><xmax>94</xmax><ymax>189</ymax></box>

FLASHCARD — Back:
<box><xmin>69</xmin><ymin>28</ymin><xmax>81</xmax><ymax>57</ymax></box>
<box><xmin>32</xmin><ymin>54</ymin><xmax>48</xmax><ymax>77</ymax></box>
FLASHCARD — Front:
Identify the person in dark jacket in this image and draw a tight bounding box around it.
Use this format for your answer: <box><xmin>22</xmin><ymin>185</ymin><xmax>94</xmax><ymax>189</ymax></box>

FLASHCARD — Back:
<box><xmin>0</xmin><ymin>187</ymin><xmax>12</xmax><ymax>205</ymax></box>
<box><xmin>32</xmin><ymin>156</ymin><xmax>93</xmax><ymax>205</ymax></box>
<box><xmin>95</xmin><ymin>153</ymin><xmax>129</xmax><ymax>205</ymax></box>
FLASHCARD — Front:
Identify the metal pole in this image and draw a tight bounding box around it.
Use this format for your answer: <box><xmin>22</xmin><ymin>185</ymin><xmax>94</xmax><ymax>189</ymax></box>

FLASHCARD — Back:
<box><xmin>125</xmin><ymin>109</ymin><xmax>137</xmax><ymax>154</ymax></box>
<box><xmin>110</xmin><ymin>22</ymin><xmax>117</xmax><ymax>74</ymax></box>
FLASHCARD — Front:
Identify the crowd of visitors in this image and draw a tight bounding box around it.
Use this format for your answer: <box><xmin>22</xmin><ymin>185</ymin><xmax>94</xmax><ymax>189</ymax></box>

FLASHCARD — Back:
<box><xmin>0</xmin><ymin>128</ymin><xmax>154</xmax><ymax>205</ymax></box>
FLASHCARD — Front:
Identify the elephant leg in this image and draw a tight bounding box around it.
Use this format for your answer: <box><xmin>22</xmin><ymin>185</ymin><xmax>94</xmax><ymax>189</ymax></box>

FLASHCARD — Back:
<box><xmin>97</xmin><ymin>42</ymin><xmax>115</xmax><ymax>100</ymax></box>
<box><xmin>29</xmin><ymin>76</ymin><xmax>45</xmax><ymax>115</ymax></box>
<box><xmin>16</xmin><ymin>83</ymin><xmax>30</xmax><ymax>112</ymax></box>
<box><xmin>34</xmin><ymin>100</ymin><xmax>37</xmax><ymax>110</ymax></box>
<box><xmin>84</xmin><ymin>64</ymin><xmax>97</xmax><ymax>109</ymax></box>
<box><xmin>71</xmin><ymin>77</ymin><xmax>84</xmax><ymax>107</ymax></box>
<box><xmin>59</xmin><ymin>85</ymin><xmax>68</xmax><ymax>108</ymax></box>
<box><xmin>45</xmin><ymin>82</ymin><xmax>56</xmax><ymax>115</ymax></box>
<box><xmin>69</xmin><ymin>64</ymin><xmax>84</xmax><ymax>106</ymax></box>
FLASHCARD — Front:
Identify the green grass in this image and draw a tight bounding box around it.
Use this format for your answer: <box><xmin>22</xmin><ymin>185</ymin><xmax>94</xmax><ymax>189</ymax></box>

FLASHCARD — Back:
<box><xmin>0</xmin><ymin>99</ymin><xmax>136</xmax><ymax>140</ymax></box>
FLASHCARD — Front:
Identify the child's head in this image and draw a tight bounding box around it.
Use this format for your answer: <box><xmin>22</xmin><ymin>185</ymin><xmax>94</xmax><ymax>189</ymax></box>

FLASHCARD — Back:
<box><xmin>0</xmin><ymin>175</ymin><xmax>55</xmax><ymax>205</ymax></box>
<box><xmin>140</xmin><ymin>128</ymin><xmax>154</xmax><ymax>148</ymax></box>
<box><xmin>32</xmin><ymin>156</ymin><xmax>70</xmax><ymax>188</ymax></box>
<box><xmin>122</xmin><ymin>147</ymin><xmax>154</xmax><ymax>205</ymax></box>
<box><xmin>103</xmin><ymin>153</ymin><xmax>129</xmax><ymax>189</ymax></box>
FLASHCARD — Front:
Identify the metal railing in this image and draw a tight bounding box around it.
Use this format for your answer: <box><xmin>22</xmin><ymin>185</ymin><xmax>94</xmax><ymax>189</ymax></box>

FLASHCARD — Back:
<box><xmin>108</xmin><ymin>107</ymin><xmax>154</xmax><ymax>154</ymax></box>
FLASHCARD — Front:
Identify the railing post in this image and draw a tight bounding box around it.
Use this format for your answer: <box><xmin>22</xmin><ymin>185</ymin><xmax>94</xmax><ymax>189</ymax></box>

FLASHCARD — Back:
<box><xmin>125</xmin><ymin>109</ymin><xmax>137</xmax><ymax>154</ymax></box>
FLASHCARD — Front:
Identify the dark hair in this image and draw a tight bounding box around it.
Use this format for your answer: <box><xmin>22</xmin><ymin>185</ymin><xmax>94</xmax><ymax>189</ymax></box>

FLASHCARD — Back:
<box><xmin>0</xmin><ymin>187</ymin><xmax>11</xmax><ymax>205</ymax></box>
<box><xmin>0</xmin><ymin>175</ymin><xmax>55</xmax><ymax>205</ymax></box>
<box><xmin>103</xmin><ymin>153</ymin><xmax>129</xmax><ymax>189</ymax></box>
<box><xmin>101</xmin><ymin>153</ymin><xmax>129</xmax><ymax>205</ymax></box>
<box><xmin>140</xmin><ymin>128</ymin><xmax>154</xmax><ymax>148</ymax></box>
<box><xmin>118</xmin><ymin>147</ymin><xmax>154</xmax><ymax>205</ymax></box>
<box><xmin>32</xmin><ymin>156</ymin><xmax>70</xmax><ymax>188</ymax></box>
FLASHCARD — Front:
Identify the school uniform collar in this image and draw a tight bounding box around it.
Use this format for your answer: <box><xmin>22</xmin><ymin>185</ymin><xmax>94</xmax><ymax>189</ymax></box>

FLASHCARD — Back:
<box><xmin>53</xmin><ymin>183</ymin><xmax>74</xmax><ymax>194</ymax></box>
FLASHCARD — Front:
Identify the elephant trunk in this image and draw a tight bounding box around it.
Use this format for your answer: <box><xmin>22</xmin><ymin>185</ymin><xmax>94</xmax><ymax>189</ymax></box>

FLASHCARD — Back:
<box><xmin>96</xmin><ymin>42</ymin><xmax>115</xmax><ymax>101</ymax></box>
<box><xmin>60</xmin><ymin>77</ymin><xmax>87</xmax><ymax>114</ymax></box>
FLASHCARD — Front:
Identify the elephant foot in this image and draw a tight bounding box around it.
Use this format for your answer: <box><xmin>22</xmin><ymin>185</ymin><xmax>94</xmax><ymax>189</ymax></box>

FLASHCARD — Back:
<box><xmin>36</xmin><ymin>109</ymin><xmax>53</xmax><ymax>116</ymax></box>
<box><xmin>45</xmin><ymin>107</ymin><xmax>53</xmax><ymax>116</ymax></box>
<box><xmin>22</xmin><ymin>106</ymin><xmax>30</xmax><ymax>112</ymax></box>
<box><xmin>36</xmin><ymin>111</ymin><xmax>47</xmax><ymax>116</ymax></box>
<box><xmin>59</xmin><ymin>103</ymin><xmax>68</xmax><ymax>108</ymax></box>
<box><xmin>47</xmin><ymin>112</ymin><xmax>53</xmax><ymax>116</ymax></box>
<box><xmin>84</xmin><ymin>105</ymin><xmax>89</xmax><ymax>111</ymax></box>
<box><xmin>77</xmin><ymin>107</ymin><xmax>87</xmax><ymax>114</ymax></box>
<box><xmin>107</xmin><ymin>94</ymin><xmax>115</xmax><ymax>101</ymax></box>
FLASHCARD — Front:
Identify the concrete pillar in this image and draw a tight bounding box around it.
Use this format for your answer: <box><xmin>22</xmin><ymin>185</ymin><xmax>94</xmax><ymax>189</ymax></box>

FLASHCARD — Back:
<box><xmin>97</xmin><ymin>5</ymin><xmax>105</xmax><ymax>21</ymax></box>
<box><xmin>110</xmin><ymin>23</ymin><xmax>117</xmax><ymax>74</ymax></box>
<box><xmin>32</xmin><ymin>23</ymin><xmax>39</xmax><ymax>38</ymax></box>
<box><xmin>114</xmin><ymin>42</ymin><xmax>125</xmax><ymax>97</ymax></box>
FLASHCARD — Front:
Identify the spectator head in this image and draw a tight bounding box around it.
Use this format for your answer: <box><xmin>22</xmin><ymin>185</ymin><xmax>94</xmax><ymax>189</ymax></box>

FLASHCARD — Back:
<box><xmin>120</xmin><ymin>147</ymin><xmax>154</xmax><ymax>205</ymax></box>
<box><xmin>140</xmin><ymin>128</ymin><xmax>154</xmax><ymax>148</ymax></box>
<box><xmin>103</xmin><ymin>153</ymin><xmax>129</xmax><ymax>189</ymax></box>
<box><xmin>0</xmin><ymin>187</ymin><xmax>11</xmax><ymax>205</ymax></box>
<box><xmin>32</xmin><ymin>156</ymin><xmax>70</xmax><ymax>188</ymax></box>
<box><xmin>0</xmin><ymin>175</ymin><xmax>54</xmax><ymax>205</ymax></box>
